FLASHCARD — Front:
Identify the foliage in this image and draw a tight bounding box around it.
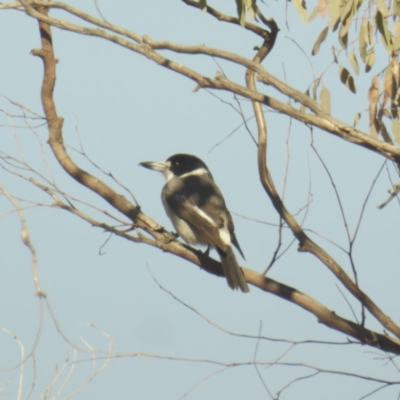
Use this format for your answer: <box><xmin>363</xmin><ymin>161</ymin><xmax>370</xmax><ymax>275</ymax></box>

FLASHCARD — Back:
<box><xmin>296</xmin><ymin>0</ymin><xmax>400</xmax><ymax>143</ymax></box>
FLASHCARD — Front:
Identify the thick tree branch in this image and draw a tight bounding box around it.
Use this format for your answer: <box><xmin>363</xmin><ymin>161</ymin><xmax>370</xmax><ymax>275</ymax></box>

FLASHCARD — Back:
<box><xmin>16</xmin><ymin>0</ymin><xmax>400</xmax><ymax>355</ymax></box>
<box><xmin>14</xmin><ymin>0</ymin><xmax>400</xmax><ymax>167</ymax></box>
<box><xmin>14</xmin><ymin>0</ymin><xmax>400</xmax><ymax>164</ymax></box>
<box><xmin>251</xmin><ymin>272</ymin><xmax>400</xmax><ymax>355</ymax></box>
<box><xmin>24</xmin><ymin>4</ymin><xmax>140</xmax><ymax>224</ymax></box>
<box><xmin>47</xmin><ymin>188</ymin><xmax>400</xmax><ymax>355</ymax></box>
<box><xmin>244</xmin><ymin>13</ymin><xmax>400</xmax><ymax>342</ymax></box>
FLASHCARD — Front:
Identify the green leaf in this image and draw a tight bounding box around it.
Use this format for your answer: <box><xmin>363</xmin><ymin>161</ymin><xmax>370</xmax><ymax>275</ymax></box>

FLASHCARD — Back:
<box><xmin>301</xmin><ymin>90</ymin><xmax>308</xmax><ymax>113</ymax></box>
<box><xmin>339</xmin><ymin>17</ymin><xmax>352</xmax><ymax>47</ymax></box>
<box><xmin>383</xmin><ymin>66</ymin><xmax>396</xmax><ymax>105</ymax></box>
<box><xmin>353</xmin><ymin>112</ymin><xmax>361</xmax><ymax>127</ymax></box>
<box><xmin>244</xmin><ymin>0</ymin><xmax>256</xmax><ymax>21</ymax></box>
<box><xmin>328</xmin><ymin>0</ymin><xmax>341</xmax><ymax>29</ymax></box>
<box><xmin>375</xmin><ymin>10</ymin><xmax>393</xmax><ymax>53</ymax></box>
<box><xmin>320</xmin><ymin>86</ymin><xmax>331</xmax><ymax>114</ymax></box>
<box><xmin>368</xmin><ymin>76</ymin><xmax>379</xmax><ymax>133</ymax></box>
<box><xmin>391</xmin><ymin>103</ymin><xmax>399</xmax><ymax>119</ymax></box>
<box><xmin>366</xmin><ymin>20</ymin><xmax>374</xmax><ymax>46</ymax></box>
<box><xmin>393</xmin><ymin>21</ymin><xmax>400</xmax><ymax>52</ymax></box>
<box><xmin>338</xmin><ymin>26</ymin><xmax>348</xmax><ymax>48</ymax></box>
<box><xmin>380</xmin><ymin>121</ymin><xmax>393</xmax><ymax>143</ymax></box>
<box><xmin>354</xmin><ymin>0</ymin><xmax>363</xmax><ymax>13</ymax></box>
<box><xmin>365</xmin><ymin>49</ymin><xmax>376</xmax><ymax>72</ymax></box>
<box><xmin>293</xmin><ymin>0</ymin><xmax>308</xmax><ymax>24</ymax></box>
<box><xmin>340</xmin><ymin>0</ymin><xmax>354</xmax><ymax>23</ymax></box>
<box><xmin>332</xmin><ymin>16</ymin><xmax>341</xmax><ymax>32</ymax></box>
<box><xmin>236</xmin><ymin>0</ymin><xmax>245</xmax><ymax>27</ymax></box>
<box><xmin>376</xmin><ymin>0</ymin><xmax>389</xmax><ymax>18</ymax></box>
<box><xmin>312</xmin><ymin>27</ymin><xmax>329</xmax><ymax>55</ymax></box>
<box><xmin>312</xmin><ymin>78</ymin><xmax>321</xmax><ymax>99</ymax></box>
<box><xmin>331</xmin><ymin>46</ymin><xmax>338</xmax><ymax>63</ymax></box>
<box><xmin>339</xmin><ymin>66</ymin><xmax>357</xmax><ymax>93</ymax></box>
<box><xmin>392</xmin><ymin>58</ymin><xmax>400</xmax><ymax>95</ymax></box>
<box><xmin>308</xmin><ymin>5</ymin><xmax>319</xmax><ymax>23</ymax></box>
<box><xmin>349</xmin><ymin>50</ymin><xmax>359</xmax><ymax>75</ymax></box>
<box><xmin>383</xmin><ymin>108</ymin><xmax>391</xmax><ymax>118</ymax></box>
<box><xmin>199</xmin><ymin>0</ymin><xmax>207</xmax><ymax>11</ymax></box>
<box><xmin>393</xmin><ymin>118</ymin><xmax>400</xmax><ymax>145</ymax></box>
<box><xmin>358</xmin><ymin>20</ymin><xmax>366</xmax><ymax>62</ymax></box>
<box><xmin>394</xmin><ymin>0</ymin><xmax>400</xmax><ymax>18</ymax></box>
<box><xmin>370</xmin><ymin>118</ymin><xmax>379</xmax><ymax>138</ymax></box>
<box><xmin>393</xmin><ymin>110</ymin><xmax>399</xmax><ymax>121</ymax></box>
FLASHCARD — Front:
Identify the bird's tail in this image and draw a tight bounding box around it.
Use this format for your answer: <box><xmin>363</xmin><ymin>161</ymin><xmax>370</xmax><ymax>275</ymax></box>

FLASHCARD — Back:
<box><xmin>217</xmin><ymin>247</ymin><xmax>250</xmax><ymax>293</ymax></box>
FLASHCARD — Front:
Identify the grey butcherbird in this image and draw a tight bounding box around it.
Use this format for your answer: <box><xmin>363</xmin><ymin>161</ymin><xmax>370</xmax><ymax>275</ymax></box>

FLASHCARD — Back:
<box><xmin>140</xmin><ymin>153</ymin><xmax>249</xmax><ymax>293</ymax></box>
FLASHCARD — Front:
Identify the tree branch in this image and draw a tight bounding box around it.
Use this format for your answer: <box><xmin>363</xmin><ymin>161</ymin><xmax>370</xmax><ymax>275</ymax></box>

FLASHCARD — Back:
<box><xmin>182</xmin><ymin>0</ymin><xmax>271</xmax><ymax>39</ymax></box>
<box><xmin>16</xmin><ymin>0</ymin><xmax>400</xmax><ymax>355</ymax></box>
<box><xmin>244</xmin><ymin>5</ymin><xmax>400</xmax><ymax>342</ymax></box>
<box><xmin>16</xmin><ymin>0</ymin><xmax>400</xmax><ymax>164</ymax></box>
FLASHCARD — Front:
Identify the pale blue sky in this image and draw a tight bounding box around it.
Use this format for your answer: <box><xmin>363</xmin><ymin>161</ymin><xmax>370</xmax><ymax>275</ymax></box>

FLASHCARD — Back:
<box><xmin>1</xmin><ymin>1</ymin><xmax>400</xmax><ymax>399</ymax></box>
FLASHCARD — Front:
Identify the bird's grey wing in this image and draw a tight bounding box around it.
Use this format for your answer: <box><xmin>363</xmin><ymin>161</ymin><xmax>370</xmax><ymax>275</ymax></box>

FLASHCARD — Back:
<box><xmin>203</xmin><ymin>176</ymin><xmax>245</xmax><ymax>259</ymax></box>
<box><xmin>226</xmin><ymin>210</ymin><xmax>245</xmax><ymax>259</ymax></box>
<box><xmin>176</xmin><ymin>199</ymin><xmax>229</xmax><ymax>251</ymax></box>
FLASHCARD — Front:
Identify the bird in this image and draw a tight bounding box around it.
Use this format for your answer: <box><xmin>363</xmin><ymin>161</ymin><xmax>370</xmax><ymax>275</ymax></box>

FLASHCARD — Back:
<box><xmin>140</xmin><ymin>153</ymin><xmax>249</xmax><ymax>293</ymax></box>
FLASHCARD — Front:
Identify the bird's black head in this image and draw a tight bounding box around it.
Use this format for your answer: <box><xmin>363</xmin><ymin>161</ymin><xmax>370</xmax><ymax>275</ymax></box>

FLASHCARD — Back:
<box><xmin>167</xmin><ymin>154</ymin><xmax>209</xmax><ymax>177</ymax></box>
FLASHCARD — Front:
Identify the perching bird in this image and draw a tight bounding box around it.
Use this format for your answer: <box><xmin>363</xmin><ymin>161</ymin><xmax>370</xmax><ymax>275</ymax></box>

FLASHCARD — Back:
<box><xmin>140</xmin><ymin>153</ymin><xmax>249</xmax><ymax>293</ymax></box>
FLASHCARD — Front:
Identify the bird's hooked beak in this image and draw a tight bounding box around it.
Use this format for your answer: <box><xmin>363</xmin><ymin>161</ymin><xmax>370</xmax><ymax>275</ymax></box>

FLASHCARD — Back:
<box><xmin>139</xmin><ymin>160</ymin><xmax>173</xmax><ymax>181</ymax></box>
<box><xmin>139</xmin><ymin>161</ymin><xmax>170</xmax><ymax>172</ymax></box>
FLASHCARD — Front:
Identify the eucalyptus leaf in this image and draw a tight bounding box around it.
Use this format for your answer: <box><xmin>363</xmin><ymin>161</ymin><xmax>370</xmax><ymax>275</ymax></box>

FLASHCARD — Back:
<box><xmin>339</xmin><ymin>66</ymin><xmax>357</xmax><ymax>93</ymax></box>
<box><xmin>349</xmin><ymin>50</ymin><xmax>360</xmax><ymax>75</ymax></box>
<box><xmin>312</xmin><ymin>27</ymin><xmax>329</xmax><ymax>55</ymax></box>
<box><xmin>293</xmin><ymin>0</ymin><xmax>308</xmax><ymax>24</ymax></box>
<box><xmin>320</xmin><ymin>86</ymin><xmax>331</xmax><ymax>114</ymax></box>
